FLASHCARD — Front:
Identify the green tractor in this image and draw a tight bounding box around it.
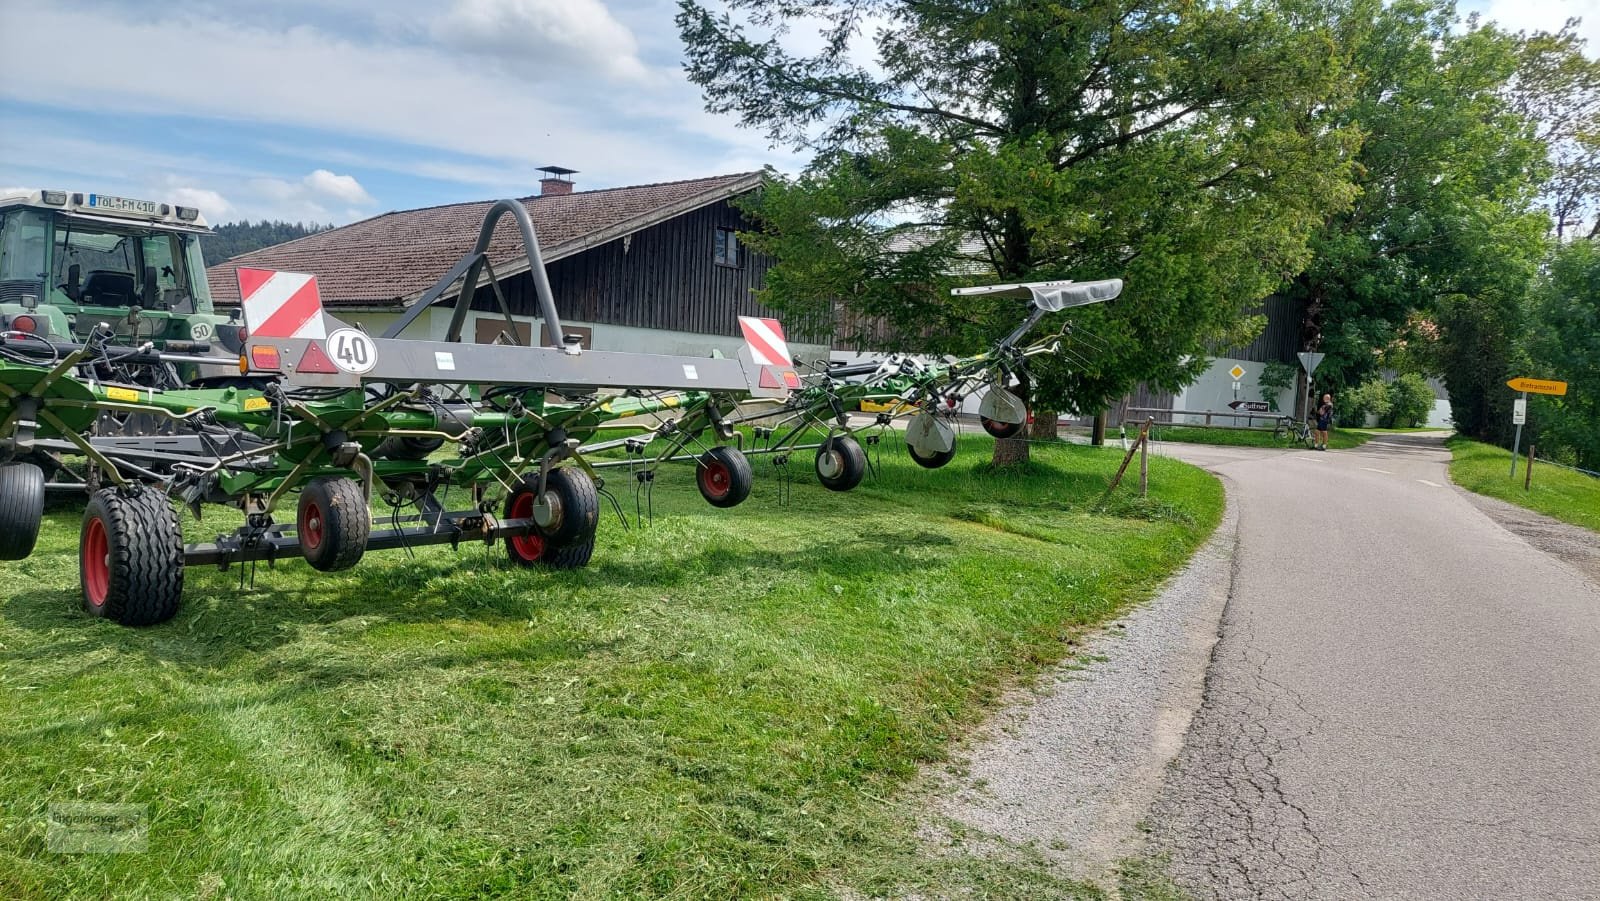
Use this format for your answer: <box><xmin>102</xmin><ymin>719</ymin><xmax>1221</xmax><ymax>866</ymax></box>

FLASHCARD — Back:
<box><xmin>0</xmin><ymin>189</ymin><xmax>242</xmax><ymax>384</ymax></box>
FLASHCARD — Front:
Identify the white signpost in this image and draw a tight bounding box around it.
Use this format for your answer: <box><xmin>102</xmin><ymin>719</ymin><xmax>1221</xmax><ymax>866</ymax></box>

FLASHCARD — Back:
<box><xmin>1296</xmin><ymin>353</ymin><xmax>1326</xmax><ymax>421</ymax></box>
<box><xmin>1512</xmin><ymin>397</ymin><xmax>1527</xmax><ymax>426</ymax></box>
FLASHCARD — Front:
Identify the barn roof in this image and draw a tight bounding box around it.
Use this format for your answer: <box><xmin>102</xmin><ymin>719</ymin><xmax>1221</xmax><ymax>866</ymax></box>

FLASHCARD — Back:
<box><xmin>206</xmin><ymin>172</ymin><xmax>764</xmax><ymax>306</ymax></box>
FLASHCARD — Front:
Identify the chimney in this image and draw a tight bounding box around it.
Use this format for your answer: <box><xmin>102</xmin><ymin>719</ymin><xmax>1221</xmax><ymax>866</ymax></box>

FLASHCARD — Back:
<box><xmin>537</xmin><ymin>165</ymin><xmax>577</xmax><ymax>196</ymax></box>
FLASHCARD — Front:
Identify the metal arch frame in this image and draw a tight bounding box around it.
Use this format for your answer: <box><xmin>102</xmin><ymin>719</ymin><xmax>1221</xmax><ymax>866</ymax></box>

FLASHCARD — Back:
<box><xmin>380</xmin><ymin>198</ymin><xmax>565</xmax><ymax>349</ymax></box>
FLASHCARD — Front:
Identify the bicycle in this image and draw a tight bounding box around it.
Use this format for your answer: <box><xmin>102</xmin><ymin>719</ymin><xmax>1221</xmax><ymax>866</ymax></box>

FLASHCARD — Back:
<box><xmin>1273</xmin><ymin>416</ymin><xmax>1315</xmax><ymax>448</ymax></box>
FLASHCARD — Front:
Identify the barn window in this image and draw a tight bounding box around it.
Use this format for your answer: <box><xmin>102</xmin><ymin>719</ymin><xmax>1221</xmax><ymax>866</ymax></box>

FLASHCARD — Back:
<box><xmin>714</xmin><ymin>227</ymin><xmax>741</xmax><ymax>268</ymax></box>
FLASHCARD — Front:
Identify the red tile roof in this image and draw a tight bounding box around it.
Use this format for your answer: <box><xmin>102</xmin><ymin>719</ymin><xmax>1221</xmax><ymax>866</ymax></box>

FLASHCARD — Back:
<box><xmin>207</xmin><ymin>172</ymin><xmax>763</xmax><ymax>306</ymax></box>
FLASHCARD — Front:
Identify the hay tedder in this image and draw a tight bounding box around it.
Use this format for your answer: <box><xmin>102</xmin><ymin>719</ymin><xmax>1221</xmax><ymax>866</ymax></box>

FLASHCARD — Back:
<box><xmin>0</xmin><ymin>199</ymin><xmax>1119</xmax><ymax>626</ymax></box>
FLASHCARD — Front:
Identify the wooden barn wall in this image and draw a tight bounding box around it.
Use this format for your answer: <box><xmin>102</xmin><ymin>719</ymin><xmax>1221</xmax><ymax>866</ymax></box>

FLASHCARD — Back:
<box><xmin>468</xmin><ymin>200</ymin><xmax>829</xmax><ymax>343</ymax></box>
<box><xmin>1213</xmin><ymin>294</ymin><xmax>1307</xmax><ymax>364</ymax></box>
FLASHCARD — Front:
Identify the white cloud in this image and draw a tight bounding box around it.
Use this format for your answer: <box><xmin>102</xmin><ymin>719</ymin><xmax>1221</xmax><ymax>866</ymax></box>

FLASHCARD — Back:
<box><xmin>165</xmin><ymin>186</ymin><xmax>235</xmax><ymax>222</ymax></box>
<box><xmin>1472</xmin><ymin>0</ymin><xmax>1600</xmax><ymax>52</ymax></box>
<box><xmin>303</xmin><ymin>169</ymin><xmax>375</xmax><ymax>205</ymax></box>
<box><xmin>433</xmin><ymin>0</ymin><xmax>651</xmax><ymax>82</ymax></box>
<box><xmin>0</xmin><ymin>3</ymin><xmax>756</xmax><ymax>188</ymax></box>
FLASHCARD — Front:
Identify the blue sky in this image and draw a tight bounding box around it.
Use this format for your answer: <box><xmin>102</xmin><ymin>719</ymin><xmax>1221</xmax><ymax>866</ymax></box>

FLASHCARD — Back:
<box><xmin>1</xmin><ymin>0</ymin><xmax>1594</xmax><ymax>226</ymax></box>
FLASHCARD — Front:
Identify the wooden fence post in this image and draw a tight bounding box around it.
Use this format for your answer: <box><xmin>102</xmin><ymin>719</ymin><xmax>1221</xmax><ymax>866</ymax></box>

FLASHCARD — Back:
<box><xmin>1139</xmin><ymin>417</ymin><xmax>1151</xmax><ymax>497</ymax></box>
<box><xmin>1525</xmin><ymin>444</ymin><xmax>1534</xmax><ymax>491</ymax></box>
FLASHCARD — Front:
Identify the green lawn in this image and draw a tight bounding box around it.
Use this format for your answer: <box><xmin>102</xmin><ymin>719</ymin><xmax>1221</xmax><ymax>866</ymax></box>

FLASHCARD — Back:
<box><xmin>1148</xmin><ymin>424</ymin><xmax>1369</xmax><ymax>450</ymax></box>
<box><xmin>1446</xmin><ymin>436</ymin><xmax>1600</xmax><ymax>533</ymax></box>
<box><xmin>0</xmin><ymin>435</ymin><xmax>1221</xmax><ymax>900</ymax></box>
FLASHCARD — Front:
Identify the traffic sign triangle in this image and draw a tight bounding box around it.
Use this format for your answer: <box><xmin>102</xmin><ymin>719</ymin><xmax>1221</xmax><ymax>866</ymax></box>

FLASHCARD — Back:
<box><xmin>296</xmin><ymin>341</ymin><xmax>338</xmax><ymax>374</ymax></box>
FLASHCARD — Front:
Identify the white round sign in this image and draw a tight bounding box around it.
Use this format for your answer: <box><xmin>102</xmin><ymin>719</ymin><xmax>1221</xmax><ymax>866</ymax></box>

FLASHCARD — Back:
<box><xmin>327</xmin><ymin>328</ymin><xmax>377</xmax><ymax>374</ymax></box>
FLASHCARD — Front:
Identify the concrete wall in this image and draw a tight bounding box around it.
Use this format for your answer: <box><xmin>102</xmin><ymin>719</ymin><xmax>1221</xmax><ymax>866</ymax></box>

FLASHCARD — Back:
<box><xmin>1172</xmin><ymin>356</ymin><xmax>1294</xmax><ymax>426</ymax></box>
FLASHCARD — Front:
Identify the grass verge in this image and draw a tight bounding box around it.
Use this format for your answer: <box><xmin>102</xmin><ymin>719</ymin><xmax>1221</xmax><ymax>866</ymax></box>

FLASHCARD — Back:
<box><xmin>1446</xmin><ymin>436</ymin><xmax>1600</xmax><ymax>533</ymax></box>
<box><xmin>0</xmin><ymin>435</ymin><xmax>1221</xmax><ymax>899</ymax></box>
<box><xmin>1148</xmin><ymin>425</ymin><xmax>1368</xmax><ymax>450</ymax></box>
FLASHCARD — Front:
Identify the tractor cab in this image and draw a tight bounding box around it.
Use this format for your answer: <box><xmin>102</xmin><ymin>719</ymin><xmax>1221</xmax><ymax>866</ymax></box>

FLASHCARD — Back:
<box><xmin>0</xmin><ymin>191</ymin><xmax>241</xmax><ymax>366</ymax></box>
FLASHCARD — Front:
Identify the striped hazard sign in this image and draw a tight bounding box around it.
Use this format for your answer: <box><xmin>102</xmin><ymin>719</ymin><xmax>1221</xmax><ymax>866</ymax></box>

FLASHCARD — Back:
<box><xmin>237</xmin><ymin>268</ymin><xmax>327</xmax><ymax>340</ymax></box>
<box><xmin>738</xmin><ymin>316</ymin><xmax>791</xmax><ymax>366</ymax></box>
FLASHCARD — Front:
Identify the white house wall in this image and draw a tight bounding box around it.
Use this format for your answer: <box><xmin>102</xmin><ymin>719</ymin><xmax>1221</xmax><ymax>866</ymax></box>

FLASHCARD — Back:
<box><xmin>1173</xmin><ymin>357</ymin><xmax>1295</xmax><ymax>426</ymax></box>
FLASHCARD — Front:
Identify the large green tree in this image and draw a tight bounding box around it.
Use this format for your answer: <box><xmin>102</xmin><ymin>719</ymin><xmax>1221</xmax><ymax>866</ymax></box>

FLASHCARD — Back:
<box><xmin>679</xmin><ymin>0</ymin><xmax>1357</xmax><ymax>463</ymax></box>
<box><xmin>1285</xmin><ymin>0</ymin><xmax>1550</xmax><ymax>406</ymax></box>
<box><xmin>1523</xmin><ymin>239</ymin><xmax>1600</xmax><ymax>469</ymax></box>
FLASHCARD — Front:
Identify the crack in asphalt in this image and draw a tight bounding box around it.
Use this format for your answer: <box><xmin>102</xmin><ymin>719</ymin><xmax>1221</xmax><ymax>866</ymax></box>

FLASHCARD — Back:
<box><xmin>1147</xmin><ymin>511</ymin><xmax>1370</xmax><ymax>900</ymax></box>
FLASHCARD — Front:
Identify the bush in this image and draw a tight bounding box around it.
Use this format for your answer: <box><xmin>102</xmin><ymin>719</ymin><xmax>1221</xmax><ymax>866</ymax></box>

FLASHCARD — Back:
<box><xmin>1340</xmin><ymin>378</ymin><xmax>1391</xmax><ymax>426</ymax></box>
<box><xmin>1257</xmin><ymin>361</ymin><xmax>1298</xmax><ymax>411</ymax></box>
<box><xmin>1384</xmin><ymin>372</ymin><xmax>1435</xmax><ymax>427</ymax></box>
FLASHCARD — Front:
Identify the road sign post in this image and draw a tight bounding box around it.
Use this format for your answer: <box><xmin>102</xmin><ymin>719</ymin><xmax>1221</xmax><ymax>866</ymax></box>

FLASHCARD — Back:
<box><xmin>1505</xmin><ymin>377</ymin><xmax>1565</xmax><ymax>479</ymax></box>
<box><xmin>1510</xmin><ymin>391</ymin><xmax>1527</xmax><ymax>478</ymax></box>
<box><xmin>1296</xmin><ymin>353</ymin><xmax>1325</xmax><ymax>422</ymax></box>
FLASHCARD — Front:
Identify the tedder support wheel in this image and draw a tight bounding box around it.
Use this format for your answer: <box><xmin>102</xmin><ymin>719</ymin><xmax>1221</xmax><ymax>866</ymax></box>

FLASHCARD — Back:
<box><xmin>980</xmin><ymin>415</ymin><xmax>1027</xmax><ymax>440</ymax></box>
<box><xmin>503</xmin><ymin>466</ymin><xmax>599</xmax><ymax>569</ymax></box>
<box><xmin>80</xmin><ymin>487</ymin><xmax>184</xmax><ymax>626</ymax></box>
<box><xmin>297</xmin><ymin>477</ymin><xmax>371</xmax><ymax>572</ymax></box>
<box><xmin>696</xmin><ymin>446</ymin><xmax>753</xmax><ymax>508</ymax></box>
<box><xmin>815</xmin><ymin>435</ymin><xmax>867</xmax><ymax>492</ymax></box>
<box><xmin>906</xmin><ymin>441</ymin><xmax>957</xmax><ymax>470</ymax></box>
<box><xmin>0</xmin><ymin>462</ymin><xmax>45</xmax><ymax>560</ymax></box>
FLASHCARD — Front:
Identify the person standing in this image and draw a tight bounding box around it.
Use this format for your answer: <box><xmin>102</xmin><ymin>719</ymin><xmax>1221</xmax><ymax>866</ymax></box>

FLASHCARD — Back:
<box><xmin>1314</xmin><ymin>393</ymin><xmax>1334</xmax><ymax>450</ymax></box>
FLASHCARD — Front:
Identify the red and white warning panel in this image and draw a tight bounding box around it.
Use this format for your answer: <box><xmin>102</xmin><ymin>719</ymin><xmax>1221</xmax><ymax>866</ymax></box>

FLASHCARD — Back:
<box><xmin>738</xmin><ymin>316</ymin><xmax>791</xmax><ymax>366</ymax></box>
<box><xmin>739</xmin><ymin>316</ymin><xmax>800</xmax><ymax>391</ymax></box>
<box><xmin>237</xmin><ymin>268</ymin><xmax>328</xmax><ymax>340</ymax></box>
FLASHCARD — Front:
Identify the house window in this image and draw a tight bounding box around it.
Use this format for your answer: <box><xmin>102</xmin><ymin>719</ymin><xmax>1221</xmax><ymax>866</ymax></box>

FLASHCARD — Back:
<box><xmin>714</xmin><ymin>227</ymin><xmax>741</xmax><ymax>268</ymax></box>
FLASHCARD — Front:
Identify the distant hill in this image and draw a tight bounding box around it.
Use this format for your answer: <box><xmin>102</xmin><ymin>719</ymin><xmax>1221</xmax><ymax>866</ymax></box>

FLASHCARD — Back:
<box><xmin>202</xmin><ymin>220</ymin><xmax>334</xmax><ymax>262</ymax></box>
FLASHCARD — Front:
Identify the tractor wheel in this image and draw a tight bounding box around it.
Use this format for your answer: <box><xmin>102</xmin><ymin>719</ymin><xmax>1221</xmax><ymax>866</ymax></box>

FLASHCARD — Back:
<box><xmin>372</xmin><ymin>435</ymin><xmax>446</xmax><ymax>461</ymax></box>
<box><xmin>980</xmin><ymin>415</ymin><xmax>1026</xmax><ymax>440</ymax></box>
<box><xmin>0</xmin><ymin>462</ymin><xmax>45</xmax><ymax>560</ymax></box>
<box><xmin>906</xmin><ymin>441</ymin><xmax>957</xmax><ymax>470</ymax></box>
<box><xmin>814</xmin><ymin>436</ymin><xmax>867</xmax><ymax>492</ymax></box>
<box><xmin>696</xmin><ymin>446</ymin><xmax>753</xmax><ymax>508</ymax></box>
<box><xmin>80</xmin><ymin>487</ymin><xmax>184</xmax><ymax>626</ymax></box>
<box><xmin>297</xmin><ymin>477</ymin><xmax>370</xmax><ymax>572</ymax></box>
<box><xmin>503</xmin><ymin>467</ymin><xmax>599</xmax><ymax>566</ymax></box>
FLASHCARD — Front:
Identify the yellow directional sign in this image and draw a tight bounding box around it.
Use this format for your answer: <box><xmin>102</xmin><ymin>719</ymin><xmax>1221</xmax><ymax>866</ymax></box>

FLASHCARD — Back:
<box><xmin>1507</xmin><ymin>377</ymin><xmax>1567</xmax><ymax>396</ymax></box>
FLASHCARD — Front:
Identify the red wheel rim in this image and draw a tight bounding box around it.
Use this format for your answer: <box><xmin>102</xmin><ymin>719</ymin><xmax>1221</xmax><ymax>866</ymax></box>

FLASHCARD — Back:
<box><xmin>509</xmin><ymin>491</ymin><xmax>545</xmax><ymax>561</ymax></box>
<box><xmin>699</xmin><ymin>460</ymin><xmax>731</xmax><ymax>499</ymax></box>
<box><xmin>300</xmin><ymin>500</ymin><xmax>324</xmax><ymax>550</ymax></box>
<box><xmin>83</xmin><ymin>516</ymin><xmax>109</xmax><ymax>608</ymax></box>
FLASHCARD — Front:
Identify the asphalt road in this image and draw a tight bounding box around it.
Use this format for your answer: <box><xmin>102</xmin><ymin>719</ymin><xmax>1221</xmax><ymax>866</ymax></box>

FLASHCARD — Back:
<box><xmin>1147</xmin><ymin>434</ymin><xmax>1600</xmax><ymax>899</ymax></box>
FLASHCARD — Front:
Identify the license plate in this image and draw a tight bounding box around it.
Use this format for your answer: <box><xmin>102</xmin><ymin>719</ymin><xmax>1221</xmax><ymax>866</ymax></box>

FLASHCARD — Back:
<box><xmin>87</xmin><ymin>194</ymin><xmax>159</xmax><ymax>215</ymax></box>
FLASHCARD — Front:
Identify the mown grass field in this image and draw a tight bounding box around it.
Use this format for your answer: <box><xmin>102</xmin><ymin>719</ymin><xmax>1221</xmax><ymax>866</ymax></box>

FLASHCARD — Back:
<box><xmin>1147</xmin><ymin>424</ymin><xmax>1369</xmax><ymax>450</ymax></box>
<box><xmin>1446</xmin><ymin>436</ymin><xmax>1600</xmax><ymax>533</ymax></box>
<box><xmin>0</xmin><ymin>434</ymin><xmax>1221</xmax><ymax>899</ymax></box>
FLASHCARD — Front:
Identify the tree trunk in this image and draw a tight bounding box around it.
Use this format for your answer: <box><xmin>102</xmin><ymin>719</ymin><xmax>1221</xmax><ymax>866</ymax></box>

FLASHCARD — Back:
<box><xmin>1030</xmin><ymin>409</ymin><xmax>1059</xmax><ymax>440</ymax></box>
<box><xmin>1091</xmin><ymin>411</ymin><xmax>1107</xmax><ymax>446</ymax></box>
<box><xmin>990</xmin><ymin>371</ymin><xmax>1031</xmax><ymax>467</ymax></box>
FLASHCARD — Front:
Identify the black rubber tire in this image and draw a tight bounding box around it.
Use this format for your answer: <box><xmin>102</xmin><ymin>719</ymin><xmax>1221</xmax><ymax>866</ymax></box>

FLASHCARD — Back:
<box><xmin>696</xmin><ymin>446</ymin><xmax>754</xmax><ymax>508</ymax></box>
<box><xmin>297</xmin><ymin>477</ymin><xmax>371</xmax><ymax>572</ymax></box>
<box><xmin>906</xmin><ymin>441</ymin><xmax>957</xmax><ymax>469</ymax></box>
<box><xmin>814</xmin><ymin>435</ymin><xmax>868</xmax><ymax>492</ymax></box>
<box><xmin>80</xmin><ymin>487</ymin><xmax>183</xmax><ymax>626</ymax></box>
<box><xmin>503</xmin><ymin>466</ymin><xmax>599</xmax><ymax>567</ymax></box>
<box><xmin>372</xmin><ymin>435</ymin><xmax>446</xmax><ymax>460</ymax></box>
<box><xmin>980</xmin><ymin>415</ymin><xmax>1026</xmax><ymax>440</ymax></box>
<box><xmin>0</xmin><ymin>462</ymin><xmax>46</xmax><ymax>560</ymax></box>
<box><xmin>543</xmin><ymin>538</ymin><xmax>596</xmax><ymax>570</ymax></box>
